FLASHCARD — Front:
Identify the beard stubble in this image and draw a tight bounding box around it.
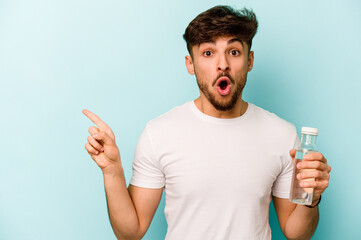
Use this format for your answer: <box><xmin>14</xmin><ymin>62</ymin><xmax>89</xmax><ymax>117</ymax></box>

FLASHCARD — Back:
<box><xmin>196</xmin><ymin>72</ymin><xmax>247</xmax><ymax>112</ymax></box>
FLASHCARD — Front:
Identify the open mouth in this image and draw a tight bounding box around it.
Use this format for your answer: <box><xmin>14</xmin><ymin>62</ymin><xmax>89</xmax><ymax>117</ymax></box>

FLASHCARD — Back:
<box><xmin>216</xmin><ymin>77</ymin><xmax>231</xmax><ymax>96</ymax></box>
<box><xmin>219</xmin><ymin>80</ymin><xmax>228</xmax><ymax>90</ymax></box>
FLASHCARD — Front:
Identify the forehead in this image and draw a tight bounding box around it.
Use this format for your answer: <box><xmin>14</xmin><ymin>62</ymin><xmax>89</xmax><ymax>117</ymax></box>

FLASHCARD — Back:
<box><xmin>197</xmin><ymin>36</ymin><xmax>245</xmax><ymax>49</ymax></box>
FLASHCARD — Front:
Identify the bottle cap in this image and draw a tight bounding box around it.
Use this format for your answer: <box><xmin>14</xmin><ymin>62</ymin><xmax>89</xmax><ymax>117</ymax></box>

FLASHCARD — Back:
<box><xmin>301</xmin><ymin>127</ymin><xmax>318</xmax><ymax>135</ymax></box>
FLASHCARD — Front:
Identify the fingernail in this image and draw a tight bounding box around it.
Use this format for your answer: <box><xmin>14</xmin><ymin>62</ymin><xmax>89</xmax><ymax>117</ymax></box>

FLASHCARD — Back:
<box><xmin>101</xmin><ymin>148</ymin><xmax>104</xmax><ymax>152</ymax></box>
<box><xmin>297</xmin><ymin>163</ymin><xmax>302</xmax><ymax>168</ymax></box>
<box><xmin>297</xmin><ymin>174</ymin><xmax>301</xmax><ymax>179</ymax></box>
<box><xmin>95</xmin><ymin>151</ymin><xmax>99</xmax><ymax>155</ymax></box>
<box><xmin>93</xmin><ymin>133</ymin><xmax>98</xmax><ymax>138</ymax></box>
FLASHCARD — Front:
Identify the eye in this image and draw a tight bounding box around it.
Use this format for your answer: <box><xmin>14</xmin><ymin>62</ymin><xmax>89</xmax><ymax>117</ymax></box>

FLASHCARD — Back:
<box><xmin>230</xmin><ymin>50</ymin><xmax>240</xmax><ymax>56</ymax></box>
<box><xmin>203</xmin><ymin>50</ymin><xmax>212</xmax><ymax>57</ymax></box>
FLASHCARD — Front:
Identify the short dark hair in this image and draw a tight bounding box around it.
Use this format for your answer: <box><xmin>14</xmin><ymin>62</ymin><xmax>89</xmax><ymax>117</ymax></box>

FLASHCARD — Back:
<box><xmin>183</xmin><ymin>5</ymin><xmax>258</xmax><ymax>56</ymax></box>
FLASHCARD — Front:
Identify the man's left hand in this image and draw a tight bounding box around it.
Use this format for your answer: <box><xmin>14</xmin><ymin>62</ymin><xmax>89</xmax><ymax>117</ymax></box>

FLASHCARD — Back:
<box><xmin>290</xmin><ymin>149</ymin><xmax>331</xmax><ymax>204</ymax></box>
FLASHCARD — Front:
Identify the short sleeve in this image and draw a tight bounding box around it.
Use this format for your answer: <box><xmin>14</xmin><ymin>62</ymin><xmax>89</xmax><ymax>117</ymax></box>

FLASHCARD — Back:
<box><xmin>271</xmin><ymin>155</ymin><xmax>293</xmax><ymax>198</ymax></box>
<box><xmin>130</xmin><ymin>126</ymin><xmax>165</xmax><ymax>189</ymax></box>
<box><xmin>272</xmin><ymin>128</ymin><xmax>300</xmax><ymax>198</ymax></box>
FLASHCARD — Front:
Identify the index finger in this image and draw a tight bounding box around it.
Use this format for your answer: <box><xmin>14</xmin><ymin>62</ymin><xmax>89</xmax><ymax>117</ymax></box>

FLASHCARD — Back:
<box><xmin>82</xmin><ymin>109</ymin><xmax>110</xmax><ymax>130</ymax></box>
<box><xmin>304</xmin><ymin>152</ymin><xmax>327</xmax><ymax>163</ymax></box>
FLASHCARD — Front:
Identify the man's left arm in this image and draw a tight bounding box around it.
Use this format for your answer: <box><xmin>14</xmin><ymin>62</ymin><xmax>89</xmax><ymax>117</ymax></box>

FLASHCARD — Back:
<box><xmin>273</xmin><ymin>150</ymin><xmax>331</xmax><ymax>240</ymax></box>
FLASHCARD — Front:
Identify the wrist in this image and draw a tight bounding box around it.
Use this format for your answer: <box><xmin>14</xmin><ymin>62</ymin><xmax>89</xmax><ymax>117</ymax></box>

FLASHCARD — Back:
<box><xmin>306</xmin><ymin>195</ymin><xmax>322</xmax><ymax>208</ymax></box>
<box><xmin>102</xmin><ymin>162</ymin><xmax>124</xmax><ymax>177</ymax></box>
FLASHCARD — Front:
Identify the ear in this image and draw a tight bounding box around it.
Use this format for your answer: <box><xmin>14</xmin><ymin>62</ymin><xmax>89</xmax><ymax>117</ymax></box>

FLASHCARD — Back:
<box><xmin>247</xmin><ymin>51</ymin><xmax>254</xmax><ymax>72</ymax></box>
<box><xmin>185</xmin><ymin>55</ymin><xmax>195</xmax><ymax>75</ymax></box>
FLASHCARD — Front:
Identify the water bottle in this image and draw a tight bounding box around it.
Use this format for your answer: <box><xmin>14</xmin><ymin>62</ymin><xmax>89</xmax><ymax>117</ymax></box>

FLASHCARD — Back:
<box><xmin>289</xmin><ymin>127</ymin><xmax>318</xmax><ymax>205</ymax></box>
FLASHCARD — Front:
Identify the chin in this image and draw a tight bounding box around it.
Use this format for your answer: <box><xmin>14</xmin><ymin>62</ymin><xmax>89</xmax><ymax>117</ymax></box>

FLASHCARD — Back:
<box><xmin>211</xmin><ymin>99</ymin><xmax>238</xmax><ymax>112</ymax></box>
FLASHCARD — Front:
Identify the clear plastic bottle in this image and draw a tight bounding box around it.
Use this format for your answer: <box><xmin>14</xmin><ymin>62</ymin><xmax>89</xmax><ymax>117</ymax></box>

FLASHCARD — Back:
<box><xmin>289</xmin><ymin>127</ymin><xmax>318</xmax><ymax>205</ymax></box>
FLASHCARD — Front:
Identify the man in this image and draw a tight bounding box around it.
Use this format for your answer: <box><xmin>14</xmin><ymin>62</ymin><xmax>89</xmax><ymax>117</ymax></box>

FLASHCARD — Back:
<box><xmin>83</xmin><ymin>6</ymin><xmax>331</xmax><ymax>240</ymax></box>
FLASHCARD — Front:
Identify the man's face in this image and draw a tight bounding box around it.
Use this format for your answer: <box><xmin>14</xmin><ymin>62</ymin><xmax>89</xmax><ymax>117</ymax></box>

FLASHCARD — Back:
<box><xmin>185</xmin><ymin>36</ymin><xmax>254</xmax><ymax>111</ymax></box>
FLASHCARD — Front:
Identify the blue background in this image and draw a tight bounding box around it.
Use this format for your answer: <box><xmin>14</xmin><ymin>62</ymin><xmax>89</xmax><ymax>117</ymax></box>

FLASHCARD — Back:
<box><xmin>1</xmin><ymin>0</ymin><xmax>360</xmax><ymax>239</ymax></box>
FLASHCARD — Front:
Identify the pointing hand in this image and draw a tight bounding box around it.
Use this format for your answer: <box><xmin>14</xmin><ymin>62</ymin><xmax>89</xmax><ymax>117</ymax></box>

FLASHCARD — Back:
<box><xmin>83</xmin><ymin>109</ymin><xmax>121</xmax><ymax>172</ymax></box>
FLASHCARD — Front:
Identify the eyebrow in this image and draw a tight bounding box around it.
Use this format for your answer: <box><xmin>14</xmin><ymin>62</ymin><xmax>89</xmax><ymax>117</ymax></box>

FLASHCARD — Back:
<box><xmin>227</xmin><ymin>38</ymin><xmax>244</xmax><ymax>47</ymax></box>
<box><xmin>198</xmin><ymin>38</ymin><xmax>244</xmax><ymax>48</ymax></box>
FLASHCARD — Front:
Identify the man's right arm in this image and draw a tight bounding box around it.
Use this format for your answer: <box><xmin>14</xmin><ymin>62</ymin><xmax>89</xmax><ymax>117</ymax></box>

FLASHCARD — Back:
<box><xmin>103</xmin><ymin>164</ymin><xmax>163</xmax><ymax>240</ymax></box>
<box><xmin>83</xmin><ymin>109</ymin><xmax>162</xmax><ymax>240</ymax></box>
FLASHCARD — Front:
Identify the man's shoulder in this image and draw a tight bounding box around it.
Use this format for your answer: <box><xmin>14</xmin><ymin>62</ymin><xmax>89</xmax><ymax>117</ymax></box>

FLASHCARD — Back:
<box><xmin>250</xmin><ymin>103</ymin><xmax>296</xmax><ymax>133</ymax></box>
<box><xmin>145</xmin><ymin>101</ymin><xmax>193</xmax><ymax>130</ymax></box>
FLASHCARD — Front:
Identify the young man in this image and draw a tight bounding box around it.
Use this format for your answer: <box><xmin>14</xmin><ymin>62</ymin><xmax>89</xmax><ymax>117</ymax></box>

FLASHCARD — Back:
<box><xmin>83</xmin><ymin>6</ymin><xmax>331</xmax><ymax>240</ymax></box>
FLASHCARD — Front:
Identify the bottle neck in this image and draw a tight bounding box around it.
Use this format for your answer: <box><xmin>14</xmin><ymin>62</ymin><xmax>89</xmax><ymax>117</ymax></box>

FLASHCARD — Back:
<box><xmin>301</xmin><ymin>134</ymin><xmax>318</xmax><ymax>146</ymax></box>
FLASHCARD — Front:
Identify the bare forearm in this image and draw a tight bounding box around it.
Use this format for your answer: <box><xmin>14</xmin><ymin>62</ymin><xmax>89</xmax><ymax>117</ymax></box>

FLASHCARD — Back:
<box><xmin>103</xmin><ymin>165</ymin><xmax>140</xmax><ymax>240</ymax></box>
<box><xmin>284</xmin><ymin>205</ymin><xmax>319</xmax><ymax>240</ymax></box>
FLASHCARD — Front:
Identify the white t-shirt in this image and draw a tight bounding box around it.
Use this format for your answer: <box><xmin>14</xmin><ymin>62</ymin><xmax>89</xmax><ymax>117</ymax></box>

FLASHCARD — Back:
<box><xmin>130</xmin><ymin>101</ymin><xmax>298</xmax><ymax>240</ymax></box>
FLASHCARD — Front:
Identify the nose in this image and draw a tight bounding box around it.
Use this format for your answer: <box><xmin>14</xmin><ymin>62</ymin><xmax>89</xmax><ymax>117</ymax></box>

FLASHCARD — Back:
<box><xmin>217</xmin><ymin>54</ymin><xmax>230</xmax><ymax>72</ymax></box>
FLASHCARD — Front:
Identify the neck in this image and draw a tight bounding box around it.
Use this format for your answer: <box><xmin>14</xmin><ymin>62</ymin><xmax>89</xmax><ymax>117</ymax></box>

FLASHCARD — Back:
<box><xmin>194</xmin><ymin>95</ymin><xmax>248</xmax><ymax>119</ymax></box>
